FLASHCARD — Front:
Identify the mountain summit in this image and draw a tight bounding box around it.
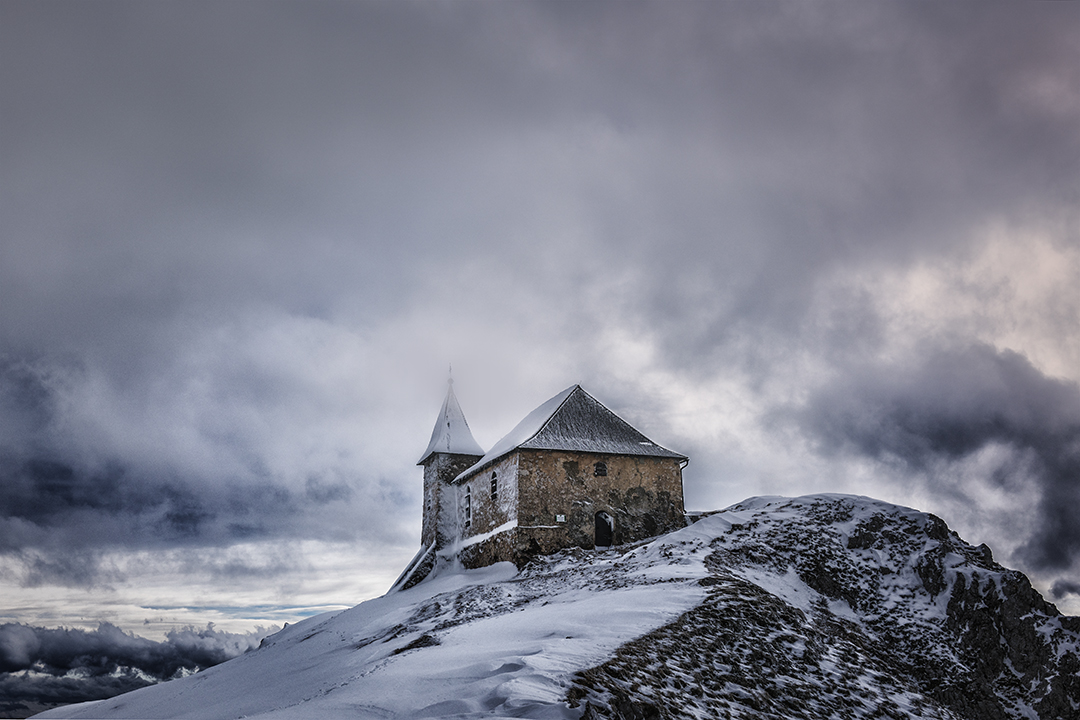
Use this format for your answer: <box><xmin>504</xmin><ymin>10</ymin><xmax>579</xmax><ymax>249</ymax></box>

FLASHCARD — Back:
<box><xmin>37</xmin><ymin>495</ymin><xmax>1079</xmax><ymax>719</ymax></box>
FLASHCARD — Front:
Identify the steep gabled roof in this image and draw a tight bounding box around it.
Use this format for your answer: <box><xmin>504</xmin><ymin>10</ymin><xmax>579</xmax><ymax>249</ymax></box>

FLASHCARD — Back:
<box><xmin>417</xmin><ymin>383</ymin><xmax>485</xmax><ymax>465</ymax></box>
<box><xmin>455</xmin><ymin>385</ymin><xmax>686</xmax><ymax>480</ymax></box>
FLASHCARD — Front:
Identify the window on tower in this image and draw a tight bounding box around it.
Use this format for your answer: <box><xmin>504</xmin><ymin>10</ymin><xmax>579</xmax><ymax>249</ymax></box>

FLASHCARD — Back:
<box><xmin>491</xmin><ymin>471</ymin><xmax>498</xmax><ymax>500</ymax></box>
<box><xmin>464</xmin><ymin>487</ymin><xmax>471</xmax><ymax>529</ymax></box>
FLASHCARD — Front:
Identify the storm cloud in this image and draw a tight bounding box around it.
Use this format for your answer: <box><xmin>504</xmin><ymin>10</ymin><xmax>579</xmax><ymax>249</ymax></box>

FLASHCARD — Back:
<box><xmin>795</xmin><ymin>343</ymin><xmax>1080</xmax><ymax>572</ymax></box>
<box><xmin>0</xmin><ymin>622</ymin><xmax>273</xmax><ymax>716</ymax></box>
<box><xmin>0</xmin><ymin>353</ymin><xmax>374</xmax><ymax>585</ymax></box>
<box><xmin>1051</xmin><ymin>580</ymin><xmax>1080</xmax><ymax>601</ymax></box>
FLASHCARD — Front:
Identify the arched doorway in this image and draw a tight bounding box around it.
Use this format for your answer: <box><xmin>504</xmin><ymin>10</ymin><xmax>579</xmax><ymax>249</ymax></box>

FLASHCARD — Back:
<box><xmin>595</xmin><ymin>511</ymin><xmax>614</xmax><ymax>548</ymax></box>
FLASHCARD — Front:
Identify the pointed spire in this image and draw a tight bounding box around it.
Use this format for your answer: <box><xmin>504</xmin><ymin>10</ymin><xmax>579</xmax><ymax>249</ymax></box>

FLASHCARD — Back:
<box><xmin>417</xmin><ymin>380</ymin><xmax>485</xmax><ymax>465</ymax></box>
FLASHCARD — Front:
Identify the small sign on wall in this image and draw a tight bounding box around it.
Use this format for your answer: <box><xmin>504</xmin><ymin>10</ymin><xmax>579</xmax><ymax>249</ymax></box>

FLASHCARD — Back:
<box><xmin>555</xmin><ymin>514</ymin><xmax>566</xmax><ymax>523</ymax></box>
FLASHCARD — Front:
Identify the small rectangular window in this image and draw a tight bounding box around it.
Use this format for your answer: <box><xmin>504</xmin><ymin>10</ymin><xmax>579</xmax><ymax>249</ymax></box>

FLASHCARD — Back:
<box><xmin>594</xmin><ymin>461</ymin><xmax>608</xmax><ymax>477</ymax></box>
<box><xmin>464</xmin><ymin>488</ymin><xmax>471</xmax><ymax>529</ymax></box>
<box><xmin>490</xmin><ymin>471</ymin><xmax>498</xmax><ymax>499</ymax></box>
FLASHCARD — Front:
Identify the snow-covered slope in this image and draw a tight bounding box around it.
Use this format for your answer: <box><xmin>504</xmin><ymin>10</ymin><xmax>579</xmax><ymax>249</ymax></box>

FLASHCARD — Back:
<box><xmin>36</xmin><ymin>495</ymin><xmax>1080</xmax><ymax>720</ymax></box>
<box><xmin>35</xmin><ymin>526</ymin><xmax>714</xmax><ymax>719</ymax></box>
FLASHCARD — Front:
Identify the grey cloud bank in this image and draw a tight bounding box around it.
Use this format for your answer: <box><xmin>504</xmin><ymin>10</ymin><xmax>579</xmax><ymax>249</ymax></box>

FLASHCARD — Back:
<box><xmin>1</xmin><ymin>1</ymin><xmax>1078</xmax><ymax>710</ymax></box>
<box><xmin>795</xmin><ymin>344</ymin><xmax>1080</xmax><ymax>573</ymax></box>
<box><xmin>0</xmin><ymin>622</ymin><xmax>272</xmax><ymax>716</ymax></box>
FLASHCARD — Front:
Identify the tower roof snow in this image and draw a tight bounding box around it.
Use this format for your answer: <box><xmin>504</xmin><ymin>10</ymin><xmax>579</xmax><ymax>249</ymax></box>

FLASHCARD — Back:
<box><xmin>455</xmin><ymin>385</ymin><xmax>686</xmax><ymax>480</ymax></box>
<box><xmin>417</xmin><ymin>384</ymin><xmax>485</xmax><ymax>465</ymax></box>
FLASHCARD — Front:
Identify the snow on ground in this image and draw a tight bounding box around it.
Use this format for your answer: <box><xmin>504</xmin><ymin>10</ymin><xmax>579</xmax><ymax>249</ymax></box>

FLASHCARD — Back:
<box><xmin>35</xmin><ymin>494</ymin><xmax>1080</xmax><ymax>719</ymax></box>
<box><xmin>35</xmin><ymin>526</ymin><xmax>714</xmax><ymax>719</ymax></box>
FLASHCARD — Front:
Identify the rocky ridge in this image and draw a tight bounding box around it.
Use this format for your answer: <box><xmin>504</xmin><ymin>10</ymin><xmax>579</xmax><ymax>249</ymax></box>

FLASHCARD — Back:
<box><xmin>570</xmin><ymin>495</ymin><xmax>1079</xmax><ymax>720</ymax></box>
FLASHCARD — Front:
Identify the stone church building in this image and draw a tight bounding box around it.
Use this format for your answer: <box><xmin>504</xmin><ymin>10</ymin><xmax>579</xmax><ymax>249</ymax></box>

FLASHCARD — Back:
<box><xmin>396</xmin><ymin>383</ymin><xmax>687</xmax><ymax>587</ymax></box>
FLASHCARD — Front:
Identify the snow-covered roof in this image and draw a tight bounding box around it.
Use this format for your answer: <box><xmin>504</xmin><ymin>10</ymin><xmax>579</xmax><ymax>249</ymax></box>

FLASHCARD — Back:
<box><xmin>417</xmin><ymin>383</ymin><xmax>485</xmax><ymax>465</ymax></box>
<box><xmin>455</xmin><ymin>385</ymin><xmax>686</xmax><ymax>481</ymax></box>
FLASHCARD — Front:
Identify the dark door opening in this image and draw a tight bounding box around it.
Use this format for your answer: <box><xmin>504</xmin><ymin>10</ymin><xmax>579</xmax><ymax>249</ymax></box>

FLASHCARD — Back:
<box><xmin>595</xmin><ymin>511</ymin><xmax>614</xmax><ymax>548</ymax></box>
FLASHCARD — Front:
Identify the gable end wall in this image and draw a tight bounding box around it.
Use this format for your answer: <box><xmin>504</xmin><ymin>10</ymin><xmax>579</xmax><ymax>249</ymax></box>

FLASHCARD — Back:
<box><xmin>456</xmin><ymin>449</ymin><xmax>685</xmax><ymax>568</ymax></box>
<box><xmin>456</xmin><ymin>454</ymin><xmax>519</xmax><ymax>538</ymax></box>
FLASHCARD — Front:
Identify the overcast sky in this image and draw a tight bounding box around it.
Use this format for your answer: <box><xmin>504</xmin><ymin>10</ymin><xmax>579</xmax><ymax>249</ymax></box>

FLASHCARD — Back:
<box><xmin>2</xmin><ymin>0</ymin><xmax>1078</xmax><ymax>660</ymax></box>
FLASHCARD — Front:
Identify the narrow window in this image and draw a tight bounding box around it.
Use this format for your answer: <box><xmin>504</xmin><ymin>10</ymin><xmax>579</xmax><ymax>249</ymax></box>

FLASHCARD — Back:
<box><xmin>490</xmin><ymin>471</ymin><xmax>498</xmax><ymax>500</ymax></box>
<box><xmin>464</xmin><ymin>488</ymin><xmax>471</xmax><ymax>529</ymax></box>
<box><xmin>594</xmin><ymin>461</ymin><xmax>608</xmax><ymax>477</ymax></box>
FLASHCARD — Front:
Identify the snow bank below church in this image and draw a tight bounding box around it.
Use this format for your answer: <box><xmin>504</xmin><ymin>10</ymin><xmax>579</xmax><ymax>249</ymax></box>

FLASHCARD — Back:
<box><xmin>36</xmin><ymin>523</ymin><xmax>717</xmax><ymax>719</ymax></box>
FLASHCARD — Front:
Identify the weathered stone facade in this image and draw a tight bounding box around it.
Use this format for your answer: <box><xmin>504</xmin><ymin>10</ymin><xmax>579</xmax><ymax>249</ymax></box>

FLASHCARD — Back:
<box><xmin>421</xmin><ymin>452</ymin><xmax>482</xmax><ymax>549</ymax></box>
<box><xmin>415</xmin><ymin>384</ymin><xmax>688</xmax><ymax>573</ymax></box>
<box><xmin>454</xmin><ymin>450</ymin><xmax>685</xmax><ymax>568</ymax></box>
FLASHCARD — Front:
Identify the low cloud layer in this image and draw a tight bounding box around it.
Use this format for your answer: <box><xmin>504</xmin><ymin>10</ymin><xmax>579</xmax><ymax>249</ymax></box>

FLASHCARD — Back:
<box><xmin>0</xmin><ymin>622</ymin><xmax>273</xmax><ymax>716</ymax></box>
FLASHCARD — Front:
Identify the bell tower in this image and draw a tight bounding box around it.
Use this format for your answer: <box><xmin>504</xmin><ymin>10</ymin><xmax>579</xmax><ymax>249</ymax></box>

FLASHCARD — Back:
<box><xmin>417</xmin><ymin>379</ymin><xmax>484</xmax><ymax>549</ymax></box>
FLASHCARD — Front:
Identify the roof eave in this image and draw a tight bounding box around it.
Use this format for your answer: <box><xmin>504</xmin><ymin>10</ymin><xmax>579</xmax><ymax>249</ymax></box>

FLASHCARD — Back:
<box><xmin>417</xmin><ymin>449</ymin><xmax>484</xmax><ymax>466</ymax></box>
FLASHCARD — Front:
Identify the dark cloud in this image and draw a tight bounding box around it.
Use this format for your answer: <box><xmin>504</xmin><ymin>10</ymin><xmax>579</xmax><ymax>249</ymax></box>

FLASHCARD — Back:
<box><xmin>795</xmin><ymin>343</ymin><xmax>1080</xmax><ymax>572</ymax></box>
<box><xmin>2</xmin><ymin>1</ymin><xmax>1076</xmax><ymax>362</ymax></box>
<box><xmin>0</xmin><ymin>622</ymin><xmax>273</xmax><ymax>716</ymax></box>
<box><xmin>0</xmin><ymin>447</ymin><xmax>360</xmax><ymax>586</ymax></box>
<box><xmin>1</xmin><ymin>445</ymin><xmax>273</xmax><ymax>549</ymax></box>
<box><xmin>1051</xmin><ymin>580</ymin><xmax>1080</xmax><ymax>600</ymax></box>
<box><xmin>0</xmin><ymin>354</ymin><xmax>385</xmax><ymax>586</ymax></box>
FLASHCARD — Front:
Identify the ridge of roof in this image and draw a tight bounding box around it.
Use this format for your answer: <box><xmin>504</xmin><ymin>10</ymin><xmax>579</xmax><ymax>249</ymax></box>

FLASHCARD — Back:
<box><xmin>453</xmin><ymin>385</ymin><xmax>578</xmax><ymax>479</ymax></box>
<box><xmin>454</xmin><ymin>384</ymin><xmax>685</xmax><ymax>481</ymax></box>
<box><xmin>519</xmin><ymin>385</ymin><xmax>686</xmax><ymax>460</ymax></box>
<box><xmin>417</xmin><ymin>383</ymin><xmax>485</xmax><ymax>465</ymax></box>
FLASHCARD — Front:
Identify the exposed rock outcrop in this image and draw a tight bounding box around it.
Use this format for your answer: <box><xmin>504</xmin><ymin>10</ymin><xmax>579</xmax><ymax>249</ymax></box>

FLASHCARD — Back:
<box><xmin>570</xmin><ymin>496</ymin><xmax>1079</xmax><ymax>720</ymax></box>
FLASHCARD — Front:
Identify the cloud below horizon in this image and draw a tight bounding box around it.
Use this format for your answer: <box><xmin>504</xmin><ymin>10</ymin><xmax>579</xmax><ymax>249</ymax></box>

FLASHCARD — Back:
<box><xmin>0</xmin><ymin>622</ymin><xmax>273</xmax><ymax>716</ymax></box>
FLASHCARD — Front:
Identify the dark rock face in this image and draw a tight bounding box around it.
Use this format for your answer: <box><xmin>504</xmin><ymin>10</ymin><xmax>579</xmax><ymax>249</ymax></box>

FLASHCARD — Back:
<box><xmin>569</xmin><ymin>496</ymin><xmax>1080</xmax><ymax>720</ymax></box>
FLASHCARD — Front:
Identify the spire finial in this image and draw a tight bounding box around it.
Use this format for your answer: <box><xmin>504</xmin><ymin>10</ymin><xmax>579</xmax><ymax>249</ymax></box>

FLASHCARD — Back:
<box><xmin>448</xmin><ymin>363</ymin><xmax>454</xmax><ymax>386</ymax></box>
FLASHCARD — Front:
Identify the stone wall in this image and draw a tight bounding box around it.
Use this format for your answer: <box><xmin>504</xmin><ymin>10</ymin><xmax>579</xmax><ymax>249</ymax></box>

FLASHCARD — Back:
<box><xmin>456</xmin><ymin>454</ymin><xmax>519</xmax><ymax>537</ymax></box>
<box><xmin>516</xmin><ymin>449</ymin><xmax>685</xmax><ymax>551</ymax></box>
<box><xmin>421</xmin><ymin>452</ymin><xmax>481</xmax><ymax>549</ymax></box>
<box><xmin>455</xmin><ymin>449</ymin><xmax>686</xmax><ymax>568</ymax></box>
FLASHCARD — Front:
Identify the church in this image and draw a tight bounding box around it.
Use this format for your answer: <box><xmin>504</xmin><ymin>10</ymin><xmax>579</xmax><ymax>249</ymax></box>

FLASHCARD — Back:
<box><xmin>396</xmin><ymin>382</ymin><xmax>688</xmax><ymax>588</ymax></box>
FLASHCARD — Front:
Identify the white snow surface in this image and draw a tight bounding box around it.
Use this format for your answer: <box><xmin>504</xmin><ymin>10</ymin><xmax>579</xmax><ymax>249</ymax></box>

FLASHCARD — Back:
<box><xmin>37</xmin><ymin>522</ymin><xmax>715</xmax><ymax>720</ymax></box>
<box><xmin>418</xmin><ymin>384</ymin><xmax>485</xmax><ymax>464</ymax></box>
